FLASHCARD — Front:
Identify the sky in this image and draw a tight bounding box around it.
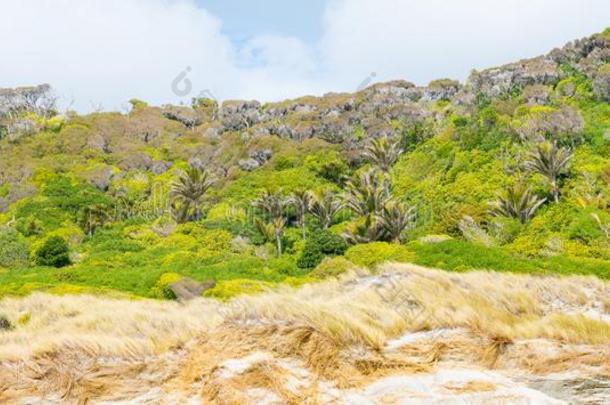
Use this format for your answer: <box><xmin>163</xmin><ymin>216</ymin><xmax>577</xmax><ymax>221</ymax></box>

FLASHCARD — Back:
<box><xmin>1</xmin><ymin>0</ymin><xmax>610</xmax><ymax>111</ymax></box>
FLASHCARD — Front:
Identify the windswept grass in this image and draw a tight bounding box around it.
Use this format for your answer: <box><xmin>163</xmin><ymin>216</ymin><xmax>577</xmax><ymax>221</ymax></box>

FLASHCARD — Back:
<box><xmin>1</xmin><ymin>263</ymin><xmax>609</xmax><ymax>402</ymax></box>
<box><xmin>230</xmin><ymin>263</ymin><xmax>610</xmax><ymax>347</ymax></box>
<box><xmin>0</xmin><ymin>293</ymin><xmax>223</xmax><ymax>361</ymax></box>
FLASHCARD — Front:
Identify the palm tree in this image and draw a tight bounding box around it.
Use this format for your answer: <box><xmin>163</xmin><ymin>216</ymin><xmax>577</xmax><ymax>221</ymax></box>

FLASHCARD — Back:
<box><xmin>252</xmin><ymin>190</ymin><xmax>289</xmax><ymax>255</ymax></box>
<box><xmin>270</xmin><ymin>217</ymin><xmax>286</xmax><ymax>255</ymax></box>
<box><xmin>78</xmin><ymin>204</ymin><xmax>110</xmax><ymax>236</ymax></box>
<box><xmin>342</xmin><ymin>215</ymin><xmax>385</xmax><ymax>244</ymax></box>
<box><xmin>170</xmin><ymin>166</ymin><xmax>215</xmax><ymax>223</ymax></box>
<box><xmin>252</xmin><ymin>189</ymin><xmax>287</xmax><ymax>220</ymax></box>
<box><xmin>288</xmin><ymin>189</ymin><xmax>312</xmax><ymax>239</ymax></box>
<box><xmin>254</xmin><ymin>217</ymin><xmax>286</xmax><ymax>256</ymax></box>
<box><xmin>309</xmin><ymin>189</ymin><xmax>343</xmax><ymax>229</ymax></box>
<box><xmin>524</xmin><ymin>142</ymin><xmax>572</xmax><ymax>203</ymax></box>
<box><xmin>490</xmin><ymin>183</ymin><xmax>546</xmax><ymax>224</ymax></box>
<box><xmin>376</xmin><ymin>200</ymin><xmax>416</xmax><ymax>243</ymax></box>
<box><xmin>362</xmin><ymin>137</ymin><xmax>404</xmax><ymax>172</ymax></box>
<box><xmin>344</xmin><ymin>169</ymin><xmax>391</xmax><ymax>217</ymax></box>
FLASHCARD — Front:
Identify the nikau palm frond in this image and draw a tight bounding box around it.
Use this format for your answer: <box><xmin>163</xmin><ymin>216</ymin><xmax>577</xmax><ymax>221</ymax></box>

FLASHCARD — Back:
<box><xmin>252</xmin><ymin>189</ymin><xmax>288</xmax><ymax>220</ymax></box>
<box><xmin>170</xmin><ymin>166</ymin><xmax>215</xmax><ymax>223</ymax></box>
<box><xmin>342</xmin><ymin>169</ymin><xmax>414</xmax><ymax>243</ymax></box>
<box><xmin>309</xmin><ymin>189</ymin><xmax>343</xmax><ymax>229</ymax></box>
<box><xmin>252</xmin><ymin>190</ymin><xmax>289</xmax><ymax>256</ymax></box>
<box><xmin>362</xmin><ymin>137</ymin><xmax>404</xmax><ymax>172</ymax></box>
<box><xmin>78</xmin><ymin>204</ymin><xmax>110</xmax><ymax>236</ymax></box>
<box><xmin>490</xmin><ymin>183</ymin><xmax>546</xmax><ymax>223</ymax></box>
<box><xmin>343</xmin><ymin>199</ymin><xmax>416</xmax><ymax>244</ymax></box>
<box><xmin>524</xmin><ymin>142</ymin><xmax>572</xmax><ymax>203</ymax></box>
<box><xmin>254</xmin><ymin>217</ymin><xmax>275</xmax><ymax>242</ymax></box>
<box><xmin>376</xmin><ymin>200</ymin><xmax>416</xmax><ymax>243</ymax></box>
<box><xmin>254</xmin><ymin>216</ymin><xmax>286</xmax><ymax>255</ymax></box>
<box><xmin>342</xmin><ymin>215</ymin><xmax>384</xmax><ymax>244</ymax></box>
<box><xmin>288</xmin><ymin>189</ymin><xmax>312</xmax><ymax>239</ymax></box>
<box><xmin>344</xmin><ymin>169</ymin><xmax>391</xmax><ymax>217</ymax></box>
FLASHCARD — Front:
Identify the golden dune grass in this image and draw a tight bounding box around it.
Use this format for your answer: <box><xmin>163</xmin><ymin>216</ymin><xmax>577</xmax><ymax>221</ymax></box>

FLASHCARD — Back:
<box><xmin>0</xmin><ymin>293</ymin><xmax>224</xmax><ymax>361</ymax></box>
<box><xmin>227</xmin><ymin>263</ymin><xmax>610</xmax><ymax>346</ymax></box>
<box><xmin>1</xmin><ymin>263</ymin><xmax>609</xmax><ymax>403</ymax></box>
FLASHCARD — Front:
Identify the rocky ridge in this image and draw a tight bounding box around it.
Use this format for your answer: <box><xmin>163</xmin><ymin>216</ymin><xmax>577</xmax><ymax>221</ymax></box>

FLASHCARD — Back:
<box><xmin>2</xmin><ymin>31</ymin><xmax>610</xmax><ymax>147</ymax></box>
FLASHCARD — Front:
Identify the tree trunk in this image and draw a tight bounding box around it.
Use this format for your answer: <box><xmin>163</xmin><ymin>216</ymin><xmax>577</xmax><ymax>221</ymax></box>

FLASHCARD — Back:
<box><xmin>276</xmin><ymin>234</ymin><xmax>282</xmax><ymax>256</ymax></box>
<box><xmin>551</xmin><ymin>179</ymin><xmax>559</xmax><ymax>203</ymax></box>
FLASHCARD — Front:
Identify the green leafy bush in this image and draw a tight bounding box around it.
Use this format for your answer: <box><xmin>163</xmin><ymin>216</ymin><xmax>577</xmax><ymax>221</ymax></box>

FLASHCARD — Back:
<box><xmin>272</xmin><ymin>155</ymin><xmax>297</xmax><ymax>170</ymax></box>
<box><xmin>41</xmin><ymin>174</ymin><xmax>111</xmax><ymax>214</ymax></box>
<box><xmin>297</xmin><ymin>230</ymin><xmax>348</xmax><ymax>268</ymax></box>
<box><xmin>410</xmin><ymin>239</ymin><xmax>610</xmax><ymax>279</ymax></box>
<box><xmin>304</xmin><ymin>150</ymin><xmax>349</xmax><ymax>183</ymax></box>
<box><xmin>15</xmin><ymin>216</ymin><xmax>43</xmax><ymax>237</ymax></box>
<box><xmin>568</xmin><ymin>209</ymin><xmax>607</xmax><ymax>243</ymax></box>
<box><xmin>35</xmin><ymin>236</ymin><xmax>71</xmax><ymax>268</ymax></box>
<box><xmin>0</xmin><ymin>227</ymin><xmax>29</xmax><ymax>268</ymax></box>
<box><xmin>344</xmin><ymin>242</ymin><xmax>415</xmax><ymax>268</ymax></box>
<box><xmin>129</xmin><ymin>98</ymin><xmax>149</xmax><ymax>110</ymax></box>
<box><xmin>310</xmin><ymin>256</ymin><xmax>355</xmax><ymax>278</ymax></box>
<box><xmin>151</xmin><ymin>272</ymin><xmax>182</xmax><ymax>299</ymax></box>
<box><xmin>203</xmin><ymin>278</ymin><xmax>273</xmax><ymax>301</ymax></box>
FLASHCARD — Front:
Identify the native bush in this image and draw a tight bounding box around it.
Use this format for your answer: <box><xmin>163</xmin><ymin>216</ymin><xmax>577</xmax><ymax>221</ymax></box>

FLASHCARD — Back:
<box><xmin>35</xmin><ymin>236</ymin><xmax>71</xmax><ymax>267</ymax></box>
<box><xmin>344</xmin><ymin>242</ymin><xmax>415</xmax><ymax>268</ymax></box>
<box><xmin>0</xmin><ymin>227</ymin><xmax>29</xmax><ymax>268</ymax></box>
<box><xmin>304</xmin><ymin>150</ymin><xmax>349</xmax><ymax>183</ymax></box>
<box><xmin>297</xmin><ymin>229</ymin><xmax>348</xmax><ymax>268</ymax></box>
<box><xmin>309</xmin><ymin>256</ymin><xmax>355</xmax><ymax>278</ymax></box>
<box><xmin>151</xmin><ymin>272</ymin><xmax>182</xmax><ymax>299</ymax></box>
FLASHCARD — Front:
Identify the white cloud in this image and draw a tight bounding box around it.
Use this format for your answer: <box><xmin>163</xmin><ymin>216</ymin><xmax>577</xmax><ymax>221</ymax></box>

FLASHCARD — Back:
<box><xmin>0</xmin><ymin>0</ymin><xmax>237</xmax><ymax>110</ymax></box>
<box><xmin>1</xmin><ymin>0</ymin><xmax>610</xmax><ymax>111</ymax></box>
<box><xmin>232</xmin><ymin>35</ymin><xmax>326</xmax><ymax>101</ymax></box>
<box><xmin>320</xmin><ymin>0</ymin><xmax>610</xmax><ymax>88</ymax></box>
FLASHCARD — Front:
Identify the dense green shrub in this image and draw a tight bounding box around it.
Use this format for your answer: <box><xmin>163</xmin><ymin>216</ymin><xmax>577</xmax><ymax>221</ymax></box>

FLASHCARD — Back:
<box><xmin>410</xmin><ymin>239</ymin><xmax>610</xmax><ymax>279</ymax></box>
<box><xmin>41</xmin><ymin>174</ymin><xmax>111</xmax><ymax>214</ymax></box>
<box><xmin>296</xmin><ymin>245</ymin><xmax>323</xmax><ymax>268</ymax></box>
<box><xmin>344</xmin><ymin>242</ymin><xmax>415</xmax><ymax>268</ymax></box>
<box><xmin>151</xmin><ymin>272</ymin><xmax>182</xmax><ymax>299</ymax></box>
<box><xmin>568</xmin><ymin>209</ymin><xmax>608</xmax><ymax>243</ymax></box>
<box><xmin>297</xmin><ymin>230</ymin><xmax>348</xmax><ymax>268</ymax></box>
<box><xmin>267</xmin><ymin>256</ymin><xmax>305</xmax><ymax>276</ymax></box>
<box><xmin>15</xmin><ymin>216</ymin><xmax>43</xmax><ymax>237</ymax></box>
<box><xmin>0</xmin><ymin>227</ymin><xmax>29</xmax><ymax>268</ymax></box>
<box><xmin>310</xmin><ymin>256</ymin><xmax>355</xmax><ymax>278</ymax></box>
<box><xmin>204</xmin><ymin>279</ymin><xmax>273</xmax><ymax>301</ymax></box>
<box><xmin>304</xmin><ymin>150</ymin><xmax>349</xmax><ymax>183</ymax></box>
<box><xmin>129</xmin><ymin>98</ymin><xmax>149</xmax><ymax>110</ymax></box>
<box><xmin>272</xmin><ymin>155</ymin><xmax>297</xmax><ymax>170</ymax></box>
<box><xmin>35</xmin><ymin>236</ymin><xmax>71</xmax><ymax>268</ymax></box>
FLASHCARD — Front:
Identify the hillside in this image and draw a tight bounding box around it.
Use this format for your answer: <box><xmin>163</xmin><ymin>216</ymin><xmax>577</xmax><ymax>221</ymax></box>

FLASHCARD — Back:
<box><xmin>2</xmin><ymin>28</ymin><xmax>610</xmax><ymax>404</ymax></box>
<box><xmin>3</xmin><ymin>31</ymin><xmax>610</xmax><ymax>298</ymax></box>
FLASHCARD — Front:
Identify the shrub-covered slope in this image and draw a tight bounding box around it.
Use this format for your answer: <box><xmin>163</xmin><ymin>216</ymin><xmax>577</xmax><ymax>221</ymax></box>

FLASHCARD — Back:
<box><xmin>3</xmin><ymin>30</ymin><xmax>610</xmax><ymax>297</ymax></box>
